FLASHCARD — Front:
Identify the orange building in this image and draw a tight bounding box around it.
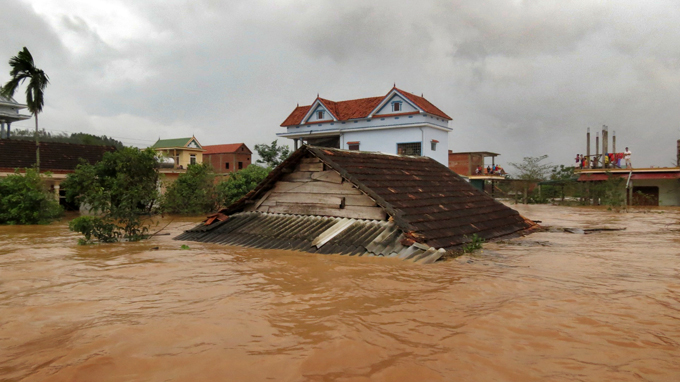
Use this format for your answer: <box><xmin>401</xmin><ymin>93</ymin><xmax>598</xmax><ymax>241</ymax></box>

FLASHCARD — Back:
<box><xmin>202</xmin><ymin>143</ymin><xmax>252</xmax><ymax>174</ymax></box>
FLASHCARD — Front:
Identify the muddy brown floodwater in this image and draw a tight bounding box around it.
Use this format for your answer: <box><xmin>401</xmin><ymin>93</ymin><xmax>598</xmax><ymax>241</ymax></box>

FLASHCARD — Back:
<box><xmin>1</xmin><ymin>205</ymin><xmax>679</xmax><ymax>382</ymax></box>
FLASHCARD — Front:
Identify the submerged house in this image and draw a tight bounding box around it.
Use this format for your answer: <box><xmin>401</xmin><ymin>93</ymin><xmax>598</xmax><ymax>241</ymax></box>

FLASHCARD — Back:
<box><xmin>176</xmin><ymin>146</ymin><xmax>536</xmax><ymax>263</ymax></box>
<box><xmin>278</xmin><ymin>87</ymin><xmax>452</xmax><ymax>165</ymax></box>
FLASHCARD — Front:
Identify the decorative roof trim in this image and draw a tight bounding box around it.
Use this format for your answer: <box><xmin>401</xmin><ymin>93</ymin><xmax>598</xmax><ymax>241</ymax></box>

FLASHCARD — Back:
<box><xmin>367</xmin><ymin>88</ymin><xmax>422</xmax><ymax>118</ymax></box>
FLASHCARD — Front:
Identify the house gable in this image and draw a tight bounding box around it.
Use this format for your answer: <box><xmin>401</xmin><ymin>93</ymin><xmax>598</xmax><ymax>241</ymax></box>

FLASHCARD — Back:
<box><xmin>301</xmin><ymin>99</ymin><xmax>337</xmax><ymax>124</ymax></box>
<box><xmin>372</xmin><ymin>92</ymin><xmax>420</xmax><ymax>117</ymax></box>
<box><xmin>186</xmin><ymin>137</ymin><xmax>202</xmax><ymax>149</ymax></box>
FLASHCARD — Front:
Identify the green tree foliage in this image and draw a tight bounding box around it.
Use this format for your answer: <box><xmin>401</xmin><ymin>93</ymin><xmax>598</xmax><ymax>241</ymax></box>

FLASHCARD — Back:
<box><xmin>1</xmin><ymin>47</ymin><xmax>49</xmax><ymax>170</ymax></box>
<box><xmin>162</xmin><ymin>163</ymin><xmax>218</xmax><ymax>215</ymax></box>
<box><xmin>0</xmin><ymin>168</ymin><xmax>62</xmax><ymax>224</ymax></box>
<box><xmin>509</xmin><ymin>155</ymin><xmax>552</xmax><ymax>204</ymax></box>
<box><xmin>62</xmin><ymin>147</ymin><xmax>160</xmax><ymax>243</ymax></box>
<box><xmin>217</xmin><ymin>164</ymin><xmax>270</xmax><ymax>206</ymax></box>
<box><xmin>590</xmin><ymin>173</ymin><xmax>627</xmax><ymax>210</ymax></box>
<box><xmin>9</xmin><ymin>128</ymin><xmax>124</xmax><ymax>149</ymax></box>
<box><xmin>254</xmin><ymin>140</ymin><xmax>291</xmax><ymax>168</ymax></box>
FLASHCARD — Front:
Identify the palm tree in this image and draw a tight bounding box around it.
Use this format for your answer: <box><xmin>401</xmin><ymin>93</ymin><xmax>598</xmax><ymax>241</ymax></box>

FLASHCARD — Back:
<box><xmin>1</xmin><ymin>47</ymin><xmax>49</xmax><ymax>170</ymax></box>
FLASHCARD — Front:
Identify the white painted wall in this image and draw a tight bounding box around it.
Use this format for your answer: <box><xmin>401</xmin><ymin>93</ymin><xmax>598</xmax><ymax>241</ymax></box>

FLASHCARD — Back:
<box><xmin>631</xmin><ymin>179</ymin><xmax>680</xmax><ymax>206</ymax></box>
<box><xmin>341</xmin><ymin>126</ymin><xmax>449</xmax><ymax>165</ymax></box>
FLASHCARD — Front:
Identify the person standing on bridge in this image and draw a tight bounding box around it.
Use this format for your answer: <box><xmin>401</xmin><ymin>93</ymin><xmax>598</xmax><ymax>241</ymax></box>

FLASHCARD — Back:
<box><xmin>625</xmin><ymin>147</ymin><xmax>632</xmax><ymax>169</ymax></box>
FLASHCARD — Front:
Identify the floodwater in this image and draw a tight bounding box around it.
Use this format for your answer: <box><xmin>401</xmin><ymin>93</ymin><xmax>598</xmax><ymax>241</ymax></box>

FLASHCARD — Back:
<box><xmin>1</xmin><ymin>205</ymin><xmax>679</xmax><ymax>382</ymax></box>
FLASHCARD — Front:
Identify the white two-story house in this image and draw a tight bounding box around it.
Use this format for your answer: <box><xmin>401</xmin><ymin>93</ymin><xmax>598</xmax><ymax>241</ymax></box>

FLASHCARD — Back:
<box><xmin>277</xmin><ymin>87</ymin><xmax>452</xmax><ymax>165</ymax></box>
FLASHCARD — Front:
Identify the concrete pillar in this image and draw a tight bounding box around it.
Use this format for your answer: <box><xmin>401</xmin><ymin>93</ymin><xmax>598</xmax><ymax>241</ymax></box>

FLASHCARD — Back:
<box><xmin>586</xmin><ymin>127</ymin><xmax>590</xmax><ymax>163</ymax></box>
<box><xmin>1</xmin><ymin>121</ymin><xmax>5</xmax><ymax>139</ymax></box>
<box><xmin>613</xmin><ymin>130</ymin><xmax>616</xmax><ymax>155</ymax></box>
<box><xmin>294</xmin><ymin>138</ymin><xmax>299</xmax><ymax>150</ymax></box>
<box><xmin>602</xmin><ymin>125</ymin><xmax>608</xmax><ymax>158</ymax></box>
<box><xmin>595</xmin><ymin>132</ymin><xmax>600</xmax><ymax>169</ymax></box>
<box><xmin>54</xmin><ymin>184</ymin><xmax>60</xmax><ymax>201</ymax></box>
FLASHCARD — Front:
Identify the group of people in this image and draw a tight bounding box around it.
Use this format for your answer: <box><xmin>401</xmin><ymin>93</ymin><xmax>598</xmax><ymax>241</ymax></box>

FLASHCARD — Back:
<box><xmin>475</xmin><ymin>165</ymin><xmax>506</xmax><ymax>176</ymax></box>
<box><xmin>575</xmin><ymin>147</ymin><xmax>632</xmax><ymax>169</ymax></box>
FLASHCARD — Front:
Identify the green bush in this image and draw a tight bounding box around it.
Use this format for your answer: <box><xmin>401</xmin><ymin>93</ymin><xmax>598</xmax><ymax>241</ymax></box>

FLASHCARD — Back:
<box><xmin>216</xmin><ymin>164</ymin><xmax>270</xmax><ymax>207</ymax></box>
<box><xmin>0</xmin><ymin>168</ymin><xmax>62</xmax><ymax>224</ymax></box>
<box><xmin>68</xmin><ymin>216</ymin><xmax>119</xmax><ymax>245</ymax></box>
<box><xmin>62</xmin><ymin>147</ymin><xmax>159</xmax><ymax>243</ymax></box>
<box><xmin>162</xmin><ymin>163</ymin><xmax>217</xmax><ymax>215</ymax></box>
<box><xmin>462</xmin><ymin>234</ymin><xmax>484</xmax><ymax>253</ymax></box>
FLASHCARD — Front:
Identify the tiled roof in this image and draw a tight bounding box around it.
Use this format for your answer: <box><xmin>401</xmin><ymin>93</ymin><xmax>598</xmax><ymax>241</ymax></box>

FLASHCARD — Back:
<box><xmin>280</xmin><ymin>87</ymin><xmax>451</xmax><ymax>126</ymax></box>
<box><xmin>151</xmin><ymin>137</ymin><xmax>194</xmax><ymax>149</ymax></box>
<box><xmin>202</xmin><ymin>143</ymin><xmax>251</xmax><ymax>155</ymax></box>
<box><xmin>207</xmin><ymin>146</ymin><xmax>536</xmax><ymax>251</ymax></box>
<box><xmin>0</xmin><ymin>140</ymin><xmax>116</xmax><ymax>172</ymax></box>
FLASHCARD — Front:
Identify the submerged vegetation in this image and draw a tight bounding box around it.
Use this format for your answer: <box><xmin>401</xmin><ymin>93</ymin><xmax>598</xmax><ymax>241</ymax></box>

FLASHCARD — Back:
<box><xmin>0</xmin><ymin>168</ymin><xmax>62</xmax><ymax>224</ymax></box>
<box><xmin>63</xmin><ymin>147</ymin><xmax>160</xmax><ymax>244</ymax></box>
<box><xmin>462</xmin><ymin>234</ymin><xmax>485</xmax><ymax>253</ymax></box>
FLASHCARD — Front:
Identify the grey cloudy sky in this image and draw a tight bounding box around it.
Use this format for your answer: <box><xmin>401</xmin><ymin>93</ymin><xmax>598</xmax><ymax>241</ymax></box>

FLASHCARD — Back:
<box><xmin>2</xmin><ymin>0</ymin><xmax>680</xmax><ymax>169</ymax></box>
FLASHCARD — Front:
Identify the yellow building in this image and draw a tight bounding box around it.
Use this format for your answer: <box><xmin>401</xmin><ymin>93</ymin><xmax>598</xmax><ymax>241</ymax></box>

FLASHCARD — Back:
<box><xmin>151</xmin><ymin>136</ymin><xmax>205</xmax><ymax>168</ymax></box>
<box><xmin>151</xmin><ymin>136</ymin><xmax>205</xmax><ymax>183</ymax></box>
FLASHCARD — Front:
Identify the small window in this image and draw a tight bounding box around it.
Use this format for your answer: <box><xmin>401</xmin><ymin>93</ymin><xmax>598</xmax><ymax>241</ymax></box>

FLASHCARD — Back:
<box><xmin>392</xmin><ymin>102</ymin><xmax>401</xmax><ymax>112</ymax></box>
<box><xmin>190</xmin><ymin>154</ymin><xmax>196</xmax><ymax>165</ymax></box>
<box><xmin>397</xmin><ymin>142</ymin><xmax>422</xmax><ymax>156</ymax></box>
<box><xmin>225</xmin><ymin>162</ymin><xmax>230</xmax><ymax>169</ymax></box>
<box><xmin>317</xmin><ymin>111</ymin><xmax>324</xmax><ymax>119</ymax></box>
<box><xmin>347</xmin><ymin>141</ymin><xmax>360</xmax><ymax>151</ymax></box>
<box><xmin>238</xmin><ymin>162</ymin><xmax>243</xmax><ymax>169</ymax></box>
<box><xmin>431</xmin><ymin>140</ymin><xmax>438</xmax><ymax>151</ymax></box>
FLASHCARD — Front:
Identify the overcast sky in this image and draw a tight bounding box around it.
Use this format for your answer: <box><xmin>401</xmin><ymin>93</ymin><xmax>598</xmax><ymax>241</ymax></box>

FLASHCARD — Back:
<box><xmin>2</xmin><ymin>0</ymin><xmax>680</xmax><ymax>169</ymax></box>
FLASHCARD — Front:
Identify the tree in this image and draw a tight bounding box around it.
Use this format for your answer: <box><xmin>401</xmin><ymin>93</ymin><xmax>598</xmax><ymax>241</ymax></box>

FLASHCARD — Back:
<box><xmin>1</xmin><ymin>47</ymin><xmax>49</xmax><ymax>170</ymax></box>
<box><xmin>62</xmin><ymin>147</ymin><xmax>160</xmax><ymax>243</ymax></box>
<box><xmin>216</xmin><ymin>164</ymin><xmax>270</xmax><ymax>206</ymax></box>
<box><xmin>509</xmin><ymin>155</ymin><xmax>552</xmax><ymax>204</ymax></box>
<box><xmin>548</xmin><ymin>165</ymin><xmax>577</xmax><ymax>202</ymax></box>
<box><xmin>0</xmin><ymin>168</ymin><xmax>62</xmax><ymax>224</ymax></box>
<box><xmin>254</xmin><ymin>140</ymin><xmax>291</xmax><ymax>168</ymax></box>
<box><xmin>162</xmin><ymin>163</ymin><xmax>218</xmax><ymax>215</ymax></box>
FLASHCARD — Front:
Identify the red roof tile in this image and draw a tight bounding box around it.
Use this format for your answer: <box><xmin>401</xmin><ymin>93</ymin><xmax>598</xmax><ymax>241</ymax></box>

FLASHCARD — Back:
<box><xmin>202</xmin><ymin>143</ymin><xmax>251</xmax><ymax>154</ymax></box>
<box><xmin>280</xmin><ymin>87</ymin><xmax>451</xmax><ymax>126</ymax></box>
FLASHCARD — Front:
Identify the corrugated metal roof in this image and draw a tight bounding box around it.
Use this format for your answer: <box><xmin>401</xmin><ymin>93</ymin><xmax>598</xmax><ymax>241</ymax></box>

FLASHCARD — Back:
<box><xmin>175</xmin><ymin>212</ymin><xmax>446</xmax><ymax>263</ymax></box>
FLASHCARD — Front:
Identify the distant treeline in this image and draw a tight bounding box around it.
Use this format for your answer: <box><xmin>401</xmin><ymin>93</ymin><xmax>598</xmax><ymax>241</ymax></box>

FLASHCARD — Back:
<box><xmin>9</xmin><ymin>129</ymin><xmax>124</xmax><ymax>149</ymax></box>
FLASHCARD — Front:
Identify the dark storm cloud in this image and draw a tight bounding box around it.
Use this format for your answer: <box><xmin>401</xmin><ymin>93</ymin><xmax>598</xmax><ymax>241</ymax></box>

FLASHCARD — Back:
<box><xmin>3</xmin><ymin>0</ymin><xmax>680</xmax><ymax>167</ymax></box>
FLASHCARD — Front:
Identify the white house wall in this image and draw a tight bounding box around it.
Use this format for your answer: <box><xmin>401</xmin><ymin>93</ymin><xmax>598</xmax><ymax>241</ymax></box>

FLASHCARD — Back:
<box><xmin>342</xmin><ymin>126</ymin><xmax>449</xmax><ymax>165</ymax></box>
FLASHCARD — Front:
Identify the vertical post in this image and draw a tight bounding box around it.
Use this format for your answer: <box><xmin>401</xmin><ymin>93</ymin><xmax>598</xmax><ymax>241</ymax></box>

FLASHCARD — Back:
<box><xmin>613</xmin><ymin>130</ymin><xmax>616</xmax><ymax>155</ymax></box>
<box><xmin>586</xmin><ymin>127</ymin><xmax>591</xmax><ymax>164</ymax></box>
<box><xmin>1</xmin><ymin>121</ymin><xmax>4</xmax><ymax>139</ymax></box>
<box><xmin>602</xmin><ymin>125</ymin><xmax>608</xmax><ymax>160</ymax></box>
<box><xmin>6</xmin><ymin>122</ymin><xmax>10</xmax><ymax>139</ymax></box>
<box><xmin>595</xmin><ymin>132</ymin><xmax>600</xmax><ymax>169</ymax></box>
<box><xmin>294</xmin><ymin>138</ymin><xmax>299</xmax><ymax>150</ymax></box>
<box><xmin>676</xmin><ymin>139</ymin><xmax>680</xmax><ymax>167</ymax></box>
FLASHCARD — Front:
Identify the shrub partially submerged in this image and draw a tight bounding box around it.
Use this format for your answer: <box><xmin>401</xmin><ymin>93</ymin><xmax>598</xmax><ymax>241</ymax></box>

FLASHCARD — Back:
<box><xmin>63</xmin><ymin>147</ymin><xmax>159</xmax><ymax>244</ymax></box>
<box><xmin>0</xmin><ymin>168</ymin><xmax>62</xmax><ymax>225</ymax></box>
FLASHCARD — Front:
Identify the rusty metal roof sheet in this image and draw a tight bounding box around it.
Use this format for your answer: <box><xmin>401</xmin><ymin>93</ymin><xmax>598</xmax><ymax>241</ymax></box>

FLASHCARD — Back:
<box><xmin>176</xmin><ymin>212</ymin><xmax>445</xmax><ymax>263</ymax></box>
